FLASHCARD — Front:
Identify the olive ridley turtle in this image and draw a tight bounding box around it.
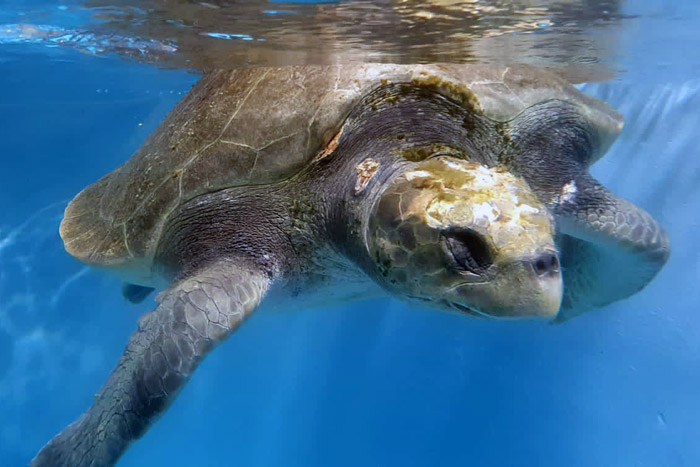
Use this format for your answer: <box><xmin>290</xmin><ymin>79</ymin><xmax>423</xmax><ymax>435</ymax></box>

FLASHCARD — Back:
<box><xmin>34</xmin><ymin>65</ymin><xmax>669</xmax><ymax>466</ymax></box>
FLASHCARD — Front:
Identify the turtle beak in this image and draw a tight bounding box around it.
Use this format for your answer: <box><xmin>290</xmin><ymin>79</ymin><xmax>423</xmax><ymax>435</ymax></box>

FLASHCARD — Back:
<box><xmin>529</xmin><ymin>250</ymin><xmax>563</xmax><ymax>318</ymax></box>
<box><xmin>533</xmin><ymin>272</ymin><xmax>563</xmax><ymax>318</ymax></box>
<box><xmin>451</xmin><ymin>250</ymin><xmax>563</xmax><ymax>319</ymax></box>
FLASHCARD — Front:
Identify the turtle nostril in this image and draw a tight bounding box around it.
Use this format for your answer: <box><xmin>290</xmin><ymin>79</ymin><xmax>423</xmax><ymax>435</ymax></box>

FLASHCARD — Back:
<box><xmin>533</xmin><ymin>251</ymin><xmax>559</xmax><ymax>276</ymax></box>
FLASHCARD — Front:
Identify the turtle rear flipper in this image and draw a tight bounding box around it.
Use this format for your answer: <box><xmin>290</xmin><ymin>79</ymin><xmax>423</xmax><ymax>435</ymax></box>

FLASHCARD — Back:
<box><xmin>554</xmin><ymin>174</ymin><xmax>670</xmax><ymax>322</ymax></box>
<box><xmin>32</xmin><ymin>260</ymin><xmax>269</xmax><ymax>466</ymax></box>
<box><xmin>122</xmin><ymin>283</ymin><xmax>155</xmax><ymax>304</ymax></box>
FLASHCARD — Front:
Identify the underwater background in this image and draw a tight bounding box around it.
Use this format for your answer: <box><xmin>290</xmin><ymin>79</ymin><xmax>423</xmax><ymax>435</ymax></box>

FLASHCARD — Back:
<box><xmin>0</xmin><ymin>0</ymin><xmax>699</xmax><ymax>465</ymax></box>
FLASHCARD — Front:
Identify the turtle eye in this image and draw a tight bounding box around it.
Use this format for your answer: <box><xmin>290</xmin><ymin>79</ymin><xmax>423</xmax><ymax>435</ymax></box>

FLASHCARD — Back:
<box><xmin>442</xmin><ymin>228</ymin><xmax>493</xmax><ymax>274</ymax></box>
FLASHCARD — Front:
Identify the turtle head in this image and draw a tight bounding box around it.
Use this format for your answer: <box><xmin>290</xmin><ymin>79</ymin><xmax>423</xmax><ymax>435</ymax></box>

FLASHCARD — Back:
<box><xmin>367</xmin><ymin>157</ymin><xmax>562</xmax><ymax>319</ymax></box>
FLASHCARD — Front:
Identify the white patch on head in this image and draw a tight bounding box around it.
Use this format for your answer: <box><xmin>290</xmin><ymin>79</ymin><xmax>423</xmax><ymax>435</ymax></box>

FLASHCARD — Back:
<box><xmin>472</xmin><ymin>165</ymin><xmax>497</xmax><ymax>188</ymax></box>
<box><xmin>506</xmin><ymin>203</ymin><xmax>540</xmax><ymax>229</ymax></box>
<box><xmin>426</xmin><ymin>205</ymin><xmax>452</xmax><ymax>228</ymax></box>
<box><xmin>473</xmin><ymin>202</ymin><xmax>500</xmax><ymax>223</ymax></box>
<box><xmin>442</xmin><ymin>159</ymin><xmax>469</xmax><ymax>172</ymax></box>
<box><xmin>405</xmin><ymin>170</ymin><xmax>432</xmax><ymax>181</ymax></box>
<box><xmin>421</xmin><ymin>159</ymin><xmax>554</xmax><ymax>257</ymax></box>
<box><xmin>560</xmin><ymin>181</ymin><xmax>577</xmax><ymax>205</ymax></box>
<box><xmin>442</xmin><ymin>159</ymin><xmax>460</xmax><ymax>170</ymax></box>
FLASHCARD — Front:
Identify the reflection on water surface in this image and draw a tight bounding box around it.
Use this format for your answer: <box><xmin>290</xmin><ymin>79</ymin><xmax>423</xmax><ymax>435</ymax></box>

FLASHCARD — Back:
<box><xmin>3</xmin><ymin>0</ymin><xmax>623</xmax><ymax>79</ymax></box>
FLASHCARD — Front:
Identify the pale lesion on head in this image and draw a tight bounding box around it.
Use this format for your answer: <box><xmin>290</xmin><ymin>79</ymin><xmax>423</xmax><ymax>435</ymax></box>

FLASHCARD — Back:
<box><xmin>366</xmin><ymin>156</ymin><xmax>562</xmax><ymax>318</ymax></box>
<box><xmin>354</xmin><ymin>158</ymin><xmax>380</xmax><ymax>195</ymax></box>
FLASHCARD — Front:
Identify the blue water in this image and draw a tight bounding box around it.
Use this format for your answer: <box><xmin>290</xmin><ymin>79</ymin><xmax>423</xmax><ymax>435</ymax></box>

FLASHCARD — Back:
<box><xmin>1</xmin><ymin>1</ymin><xmax>699</xmax><ymax>466</ymax></box>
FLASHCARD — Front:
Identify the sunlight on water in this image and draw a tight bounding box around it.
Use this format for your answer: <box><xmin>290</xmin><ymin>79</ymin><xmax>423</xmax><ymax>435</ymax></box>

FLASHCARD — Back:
<box><xmin>1</xmin><ymin>0</ymin><xmax>625</xmax><ymax>78</ymax></box>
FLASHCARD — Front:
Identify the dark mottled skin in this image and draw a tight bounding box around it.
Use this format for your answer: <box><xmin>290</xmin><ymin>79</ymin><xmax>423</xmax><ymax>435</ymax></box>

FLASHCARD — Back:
<box><xmin>35</xmin><ymin>66</ymin><xmax>669</xmax><ymax>465</ymax></box>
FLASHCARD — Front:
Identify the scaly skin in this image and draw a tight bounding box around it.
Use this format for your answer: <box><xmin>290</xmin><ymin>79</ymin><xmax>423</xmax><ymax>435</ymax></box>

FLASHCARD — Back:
<box><xmin>32</xmin><ymin>261</ymin><xmax>269</xmax><ymax>467</ymax></box>
<box><xmin>556</xmin><ymin>174</ymin><xmax>669</xmax><ymax>260</ymax></box>
<box><xmin>554</xmin><ymin>173</ymin><xmax>670</xmax><ymax>320</ymax></box>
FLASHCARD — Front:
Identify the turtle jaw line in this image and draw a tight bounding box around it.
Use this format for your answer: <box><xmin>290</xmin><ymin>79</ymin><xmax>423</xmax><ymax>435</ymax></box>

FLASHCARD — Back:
<box><xmin>447</xmin><ymin>301</ymin><xmax>492</xmax><ymax>318</ymax></box>
<box><xmin>445</xmin><ymin>276</ymin><xmax>492</xmax><ymax>290</ymax></box>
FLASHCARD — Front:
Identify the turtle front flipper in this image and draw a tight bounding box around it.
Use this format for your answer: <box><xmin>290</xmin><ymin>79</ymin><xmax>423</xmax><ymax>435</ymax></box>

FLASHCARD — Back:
<box><xmin>553</xmin><ymin>173</ymin><xmax>670</xmax><ymax>322</ymax></box>
<box><xmin>32</xmin><ymin>260</ymin><xmax>269</xmax><ymax>466</ymax></box>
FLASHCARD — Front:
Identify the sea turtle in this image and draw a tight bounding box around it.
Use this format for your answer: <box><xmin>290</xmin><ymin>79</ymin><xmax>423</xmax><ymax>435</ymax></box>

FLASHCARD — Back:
<box><xmin>33</xmin><ymin>64</ymin><xmax>669</xmax><ymax>466</ymax></box>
